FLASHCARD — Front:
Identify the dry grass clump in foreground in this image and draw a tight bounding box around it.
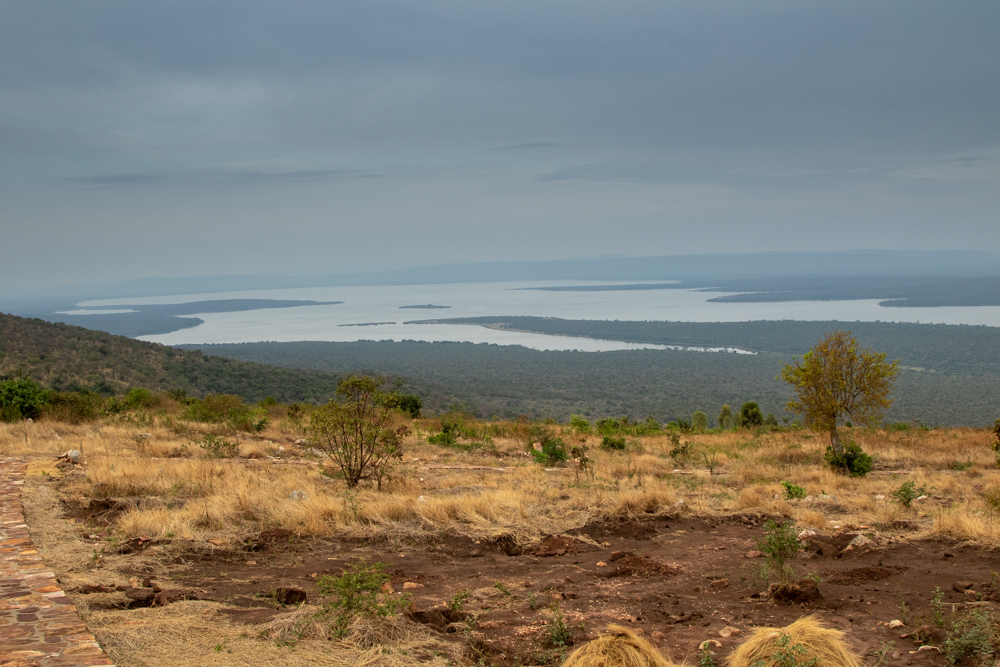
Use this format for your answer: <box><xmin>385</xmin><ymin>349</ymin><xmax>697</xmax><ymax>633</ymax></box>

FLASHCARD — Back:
<box><xmin>726</xmin><ymin>616</ymin><xmax>861</xmax><ymax>667</ymax></box>
<box><xmin>86</xmin><ymin>601</ymin><xmax>459</xmax><ymax>667</ymax></box>
<box><xmin>561</xmin><ymin>624</ymin><xmax>681</xmax><ymax>667</ymax></box>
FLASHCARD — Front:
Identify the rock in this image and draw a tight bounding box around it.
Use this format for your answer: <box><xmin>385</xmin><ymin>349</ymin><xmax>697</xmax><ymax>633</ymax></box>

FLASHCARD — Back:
<box><xmin>59</xmin><ymin>449</ymin><xmax>81</xmax><ymax>463</ymax></box>
<box><xmin>609</xmin><ymin>551</ymin><xmax>632</xmax><ymax>562</ymax></box>
<box><xmin>596</xmin><ymin>561</ymin><xmax>608</xmax><ymax>567</ymax></box>
<box><xmin>125</xmin><ymin>587</ymin><xmax>156</xmax><ymax>605</ymax></box>
<box><xmin>676</xmin><ymin>499</ymin><xmax>686</xmax><ymax>507</ymax></box>
<box><xmin>288</xmin><ymin>490</ymin><xmax>307</xmax><ymax>501</ymax></box>
<box><xmin>532</xmin><ymin>442</ymin><xmax>543</xmax><ymax>452</ymax></box>
<box><xmin>889</xmin><ymin>620</ymin><xmax>904</xmax><ymax>629</ymax></box>
<box><xmin>402</xmin><ymin>582</ymin><xmax>423</xmax><ymax>590</ymax></box>
<box><xmin>719</xmin><ymin>626</ymin><xmax>741</xmax><ymax>638</ymax></box>
<box><xmin>844</xmin><ymin>534</ymin><xmax>871</xmax><ymax>550</ymax></box>
<box><xmin>273</xmin><ymin>587</ymin><xmax>307</xmax><ymax>605</ymax></box>
<box><xmin>381</xmin><ymin>582</ymin><xmax>394</xmax><ymax>593</ymax></box>
<box><xmin>953</xmin><ymin>581</ymin><xmax>974</xmax><ymax>592</ymax></box>
<box><xmin>797</xmin><ymin>529</ymin><xmax>817</xmax><ymax>541</ymax></box>
<box><xmin>699</xmin><ymin>640</ymin><xmax>722</xmax><ymax>650</ymax></box>
<box><xmin>913</xmin><ymin>646</ymin><xmax>942</xmax><ymax>654</ymax></box>
<box><xmin>915</xmin><ymin>495</ymin><xmax>928</xmax><ymax>501</ymax></box>
<box><xmin>417</xmin><ymin>495</ymin><xmax>427</xmax><ymax>502</ymax></box>
<box><xmin>875</xmin><ymin>494</ymin><xmax>885</xmax><ymax>500</ymax></box>
<box><xmin>651</xmin><ymin>631</ymin><xmax>666</xmax><ymax>640</ymax></box>
<box><xmin>745</xmin><ymin>550</ymin><xmax>763</xmax><ymax>559</ymax></box>
<box><xmin>711</xmin><ymin>579</ymin><xmax>729</xmax><ymax>589</ymax></box>
<box><xmin>469</xmin><ymin>549</ymin><xmax>482</xmax><ymax>557</ymax></box>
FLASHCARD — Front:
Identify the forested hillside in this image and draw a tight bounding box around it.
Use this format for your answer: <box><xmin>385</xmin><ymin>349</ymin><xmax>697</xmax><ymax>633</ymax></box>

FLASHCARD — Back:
<box><xmin>0</xmin><ymin>313</ymin><xmax>343</xmax><ymax>402</ymax></box>
<box><xmin>186</xmin><ymin>339</ymin><xmax>1000</xmax><ymax>426</ymax></box>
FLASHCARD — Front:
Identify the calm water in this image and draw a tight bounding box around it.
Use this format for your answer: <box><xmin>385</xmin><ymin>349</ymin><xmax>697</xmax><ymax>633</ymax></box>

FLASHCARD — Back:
<box><xmin>79</xmin><ymin>281</ymin><xmax>1000</xmax><ymax>351</ymax></box>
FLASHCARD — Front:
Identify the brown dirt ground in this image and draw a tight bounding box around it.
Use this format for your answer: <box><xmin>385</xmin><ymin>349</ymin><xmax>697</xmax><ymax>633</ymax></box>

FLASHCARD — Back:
<box><xmin>61</xmin><ymin>503</ymin><xmax>1000</xmax><ymax>667</ymax></box>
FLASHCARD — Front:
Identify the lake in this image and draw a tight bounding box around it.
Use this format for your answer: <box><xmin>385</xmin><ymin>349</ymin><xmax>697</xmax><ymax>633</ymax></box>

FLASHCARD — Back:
<box><xmin>79</xmin><ymin>280</ymin><xmax>1000</xmax><ymax>351</ymax></box>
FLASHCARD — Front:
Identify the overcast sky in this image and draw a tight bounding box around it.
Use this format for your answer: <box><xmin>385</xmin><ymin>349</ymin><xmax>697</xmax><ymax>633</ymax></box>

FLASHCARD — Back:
<box><xmin>2</xmin><ymin>1</ymin><xmax>999</xmax><ymax>292</ymax></box>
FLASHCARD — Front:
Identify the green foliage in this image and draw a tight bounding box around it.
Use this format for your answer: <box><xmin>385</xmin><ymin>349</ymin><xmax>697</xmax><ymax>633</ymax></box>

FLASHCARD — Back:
<box><xmin>781</xmin><ymin>481</ymin><xmax>806</xmax><ymax>500</ymax></box>
<box><xmin>755</xmin><ymin>520</ymin><xmax>803</xmax><ymax>581</ymax></box>
<box><xmin>532</xmin><ymin>437</ymin><xmax>568</xmax><ymax>466</ymax></box>
<box><xmin>993</xmin><ymin>419</ymin><xmax>1000</xmax><ymax>452</ymax></box>
<box><xmin>390</xmin><ymin>392</ymin><xmax>422</xmax><ymax>418</ymax></box>
<box><xmin>765</xmin><ymin>412</ymin><xmax>779</xmax><ymax>427</ymax></box>
<box><xmin>184</xmin><ymin>393</ymin><xmax>268</xmax><ymax>432</ymax></box>
<box><xmin>198</xmin><ymin>433</ymin><xmax>238</xmax><ymax>459</ymax></box>
<box><xmin>548</xmin><ymin>600</ymin><xmax>571</xmax><ymax>647</ymax></box>
<box><xmin>123</xmin><ymin>387</ymin><xmax>157</xmax><ymax>409</ymax></box>
<box><xmin>699</xmin><ymin>644</ymin><xmax>718</xmax><ymax>667</ymax></box>
<box><xmin>41</xmin><ymin>390</ymin><xmax>103</xmax><ymax>423</ymax></box>
<box><xmin>824</xmin><ymin>442</ymin><xmax>873</xmax><ymax>477</ymax></box>
<box><xmin>692</xmin><ymin>411</ymin><xmax>708</xmax><ymax>433</ymax></box>
<box><xmin>310</xmin><ymin>376</ymin><xmax>407</xmax><ymax>489</ymax></box>
<box><xmin>943</xmin><ymin>609</ymin><xmax>998</xmax><ymax>666</ymax></box>
<box><xmin>568</xmin><ymin>414</ymin><xmax>591</xmax><ymax>434</ymax></box>
<box><xmin>450</xmin><ymin>589</ymin><xmax>468</xmax><ymax>612</ymax></box>
<box><xmin>887</xmin><ymin>421</ymin><xmax>912</xmax><ymax>432</ymax></box>
<box><xmin>315</xmin><ymin>561</ymin><xmax>410</xmax><ymax>637</ymax></box>
<box><xmin>595</xmin><ymin>415</ymin><xmax>661</xmax><ymax>436</ymax></box>
<box><xmin>600</xmin><ymin>435</ymin><xmax>627</xmax><ymax>451</ymax></box>
<box><xmin>718</xmin><ymin>404</ymin><xmax>733</xmax><ymax>431</ymax></box>
<box><xmin>740</xmin><ymin>401</ymin><xmax>764</xmax><ymax>428</ymax></box>
<box><xmin>891</xmin><ymin>480</ymin><xmax>928</xmax><ymax>508</ymax></box>
<box><xmin>0</xmin><ymin>377</ymin><xmax>50</xmax><ymax>422</ymax></box>
<box><xmin>749</xmin><ymin>632</ymin><xmax>819</xmax><ymax>667</ymax></box>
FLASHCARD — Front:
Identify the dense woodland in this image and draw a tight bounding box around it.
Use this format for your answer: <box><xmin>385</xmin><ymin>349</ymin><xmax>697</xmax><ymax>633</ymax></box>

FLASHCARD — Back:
<box><xmin>188</xmin><ymin>339</ymin><xmax>1000</xmax><ymax>427</ymax></box>
<box><xmin>3</xmin><ymin>311</ymin><xmax>998</xmax><ymax>426</ymax></box>
<box><xmin>0</xmin><ymin>313</ymin><xmax>342</xmax><ymax>402</ymax></box>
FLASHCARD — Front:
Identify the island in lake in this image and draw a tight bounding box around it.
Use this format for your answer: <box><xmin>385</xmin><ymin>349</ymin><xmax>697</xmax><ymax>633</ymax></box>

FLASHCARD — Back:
<box><xmin>398</xmin><ymin>304</ymin><xmax>451</xmax><ymax>309</ymax></box>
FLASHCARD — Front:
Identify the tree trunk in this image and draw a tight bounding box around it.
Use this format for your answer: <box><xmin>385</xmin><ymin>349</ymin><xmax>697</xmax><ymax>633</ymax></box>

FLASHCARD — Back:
<box><xmin>830</xmin><ymin>426</ymin><xmax>844</xmax><ymax>456</ymax></box>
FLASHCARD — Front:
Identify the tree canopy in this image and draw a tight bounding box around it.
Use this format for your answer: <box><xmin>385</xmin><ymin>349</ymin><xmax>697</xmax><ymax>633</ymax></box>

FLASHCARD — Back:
<box><xmin>780</xmin><ymin>331</ymin><xmax>899</xmax><ymax>454</ymax></box>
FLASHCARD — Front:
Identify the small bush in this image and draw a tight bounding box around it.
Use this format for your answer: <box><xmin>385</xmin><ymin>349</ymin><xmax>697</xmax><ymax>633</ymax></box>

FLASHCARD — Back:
<box><xmin>824</xmin><ymin>443</ymin><xmax>873</xmax><ymax>477</ymax></box>
<box><xmin>549</xmin><ymin>600</ymin><xmax>572</xmax><ymax>647</ymax></box>
<box><xmin>569</xmin><ymin>414</ymin><xmax>591</xmax><ymax>434</ymax></box>
<box><xmin>782</xmin><ymin>481</ymin><xmax>806</xmax><ymax>500</ymax></box>
<box><xmin>532</xmin><ymin>437</ymin><xmax>568</xmax><ymax>465</ymax></box>
<box><xmin>755</xmin><ymin>520</ymin><xmax>803</xmax><ymax>581</ymax></box>
<box><xmin>315</xmin><ymin>561</ymin><xmax>410</xmax><ymax>637</ymax></box>
<box><xmin>943</xmin><ymin>608</ymin><xmax>998</xmax><ymax>666</ymax></box>
<box><xmin>891</xmin><ymin>480</ymin><xmax>927</xmax><ymax>508</ymax></box>
<box><xmin>42</xmin><ymin>391</ymin><xmax>103</xmax><ymax>423</ymax></box>
<box><xmin>198</xmin><ymin>433</ymin><xmax>238</xmax><ymax>458</ymax></box>
<box><xmin>740</xmin><ymin>401</ymin><xmax>764</xmax><ymax>428</ymax></box>
<box><xmin>0</xmin><ymin>377</ymin><xmax>50</xmax><ymax>422</ymax></box>
<box><xmin>601</xmin><ymin>435</ymin><xmax>627</xmax><ymax>451</ymax></box>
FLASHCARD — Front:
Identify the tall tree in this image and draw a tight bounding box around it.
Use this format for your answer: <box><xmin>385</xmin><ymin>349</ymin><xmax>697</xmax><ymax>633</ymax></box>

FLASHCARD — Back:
<box><xmin>780</xmin><ymin>331</ymin><xmax>899</xmax><ymax>455</ymax></box>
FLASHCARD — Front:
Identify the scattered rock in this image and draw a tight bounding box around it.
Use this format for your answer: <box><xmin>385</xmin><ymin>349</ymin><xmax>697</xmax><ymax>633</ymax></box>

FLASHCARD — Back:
<box><xmin>273</xmin><ymin>587</ymin><xmax>307</xmax><ymax>605</ymax></box>
<box><xmin>889</xmin><ymin>620</ymin><xmax>904</xmax><ymax>629</ymax></box>
<box><xmin>651</xmin><ymin>631</ymin><xmax>666</xmax><ymax>640</ymax></box>
<box><xmin>380</xmin><ymin>582</ymin><xmax>394</xmax><ymax>594</ymax></box>
<box><xmin>843</xmin><ymin>534</ymin><xmax>872</xmax><ymax>551</ymax></box>
<box><xmin>58</xmin><ymin>449</ymin><xmax>81</xmax><ymax>463</ymax></box>
<box><xmin>719</xmin><ymin>626</ymin><xmax>741</xmax><ymax>638</ymax></box>
<box><xmin>711</xmin><ymin>579</ymin><xmax>729</xmax><ymax>589</ymax></box>
<box><xmin>417</xmin><ymin>495</ymin><xmax>427</xmax><ymax>502</ymax></box>
<box><xmin>953</xmin><ymin>581</ymin><xmax>974</xmax><ymax>592</ymax></box>
<box><xmin>532</xmin><ymin>442</ymin><xmax>543</xmax><ymax>452</ymax></box>
<box><xmin>596</xmin><ymin>561</ymin><xmax>608</xmax><ymax>567</ymax></box>
<box><xmin>797</xmin><ymin>529</ymin><xmax>818</xmax><ymax>541</ymax></box>
<box><xmin>912</xmin><ymin>624</ymin><xmax>947</xmax><ymax>646</ymax></box>
<box><xmin>699</xmin><ymin>639</ymin><xmax>722</xmax><ymax>650</ymax></box>
<box><xmin>402</xmin><ymin>582</ymin><xmax>423</xmax><ymax>590</ymax></box>
<box><xmin>469</xmin><ymin>549</ymin><xmax>482</xmax><ymax>558</ymax></box>
<box><xmin>288</xmin><ymin>490</ymin><xmax>307</xmax><ymax>501</ymax></box>
<box><xmin>745</xmin><ymin>550</ymin><xmax>763</xmax><ymax>559</ymax></box>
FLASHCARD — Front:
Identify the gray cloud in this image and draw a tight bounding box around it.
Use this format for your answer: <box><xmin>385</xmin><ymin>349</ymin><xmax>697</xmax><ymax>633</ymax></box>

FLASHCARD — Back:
<box><xmin>0</xmin><ymin>1</ymin><xmax>998</xmax><ymax>290</ymax></box>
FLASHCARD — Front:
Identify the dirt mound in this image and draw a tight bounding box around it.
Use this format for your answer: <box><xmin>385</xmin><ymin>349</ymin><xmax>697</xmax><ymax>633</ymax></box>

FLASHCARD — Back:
<box><xmin>599</xmin><ymin>551</ymin><xmax>679</xmax><ymax>578</ymax></box>
<box><xmin>533</xmin><ymin>535</ymin><xmax>590</xmax><ymax>557</ymax></box>
<box><xmin>243</xmin><ymin>528</ymin><xmax>296</xmax><ymax>551</ymax></box>
<box><xmin>584</xmin><ymin>519</ymin><xmax>658</xmax><ymax>541</ymax></box>
<box><xmin>768</xmin><ymin>580</ymin><xmax>822</xmax><ymax>605</ymax></box>
<box><xmin>409</xmin><ymin>607</ymin><xmax>470</xmax><ymax>634</ymax></box>
<box><xmin>828</xmin><ymin>566</ymin><xmax>897</xmax><ymax>585</ymax></box>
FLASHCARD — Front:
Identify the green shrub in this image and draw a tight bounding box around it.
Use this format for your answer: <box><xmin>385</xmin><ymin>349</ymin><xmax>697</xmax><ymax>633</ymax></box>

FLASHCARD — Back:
<box><xmin>943</xmin><ymin>608</ymin><xmax>998</xmax><ymax>666</ymax></box>
<box><xmin>692</xmin><ymin>411</ymin><xmax>708</xmax><ymax>433</ymax></box>
<box><xmin>782</xmin><ymin>481</ymin><xmax>806</xmax><ymax>500</ymax></box>
<box><xmin>0</xmin><ymin>378</ymin><xmax>51</xmax><ymax>422</ymax></box>
<box><xmin>887</xmin><ymin>422</ymin><xmax>911</xmax><ymax>432</ymax></box>
<box><xmin>569</xmin><ymin>414</ymin><xmax>591</xmax><ymax>434</ymax></box>
<box><xmin>600</xmin><ymin>435</ymin><xmax>627</xmax><ymax>451</ymax></box>
<box><xmin>891</xmin><ymin>480</ymin><xmax>928</xmax><ymax>508</ymax></box>
<box><xmin>198</xmin><ymin>433</ymin><xmax>238</xmax><ymax>458</ymax></box>
<box><xmin>41</xmin><ymin>390</ymin><xmax>103</xmax><ymax>423</ymax></box>
<box><xmin>755</xmin><ymin>520</ymin><xmax>803</xmax><ymax>581</ymax></box>
<box><xmin>184</xmin><ymin>393</ymin><xmax>268</xmax><ymax>432</ymax></box>
<box><xmin>123</xmin><ymin>387</ymin><xmax>157</xmax><ymax>409</ymax></box>
<box><xmin>531</xmin><ymin>437</ymin><xmax>568</xmax><ymax>466</ymax></box>
<box><xmin>824</xmin><ymin>442</ymin><xmax>873</xmax><ymax>477</ymax></box>
<box><xmin>315</xmin><ymin>561</ymin><xmax>410</xmax><ymax>637</ymax></box>
<box><xmin>740</xmin><ymin>401</ymin><xmax>764</xmax><ymax>428</ymax></box>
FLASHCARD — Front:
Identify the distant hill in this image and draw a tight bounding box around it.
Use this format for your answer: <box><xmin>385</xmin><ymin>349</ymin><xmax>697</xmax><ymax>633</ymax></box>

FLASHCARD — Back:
<box><xmin>0</xmin><ymin>312</ymin><xmax>344</xmax><ymax>402</ymax></box>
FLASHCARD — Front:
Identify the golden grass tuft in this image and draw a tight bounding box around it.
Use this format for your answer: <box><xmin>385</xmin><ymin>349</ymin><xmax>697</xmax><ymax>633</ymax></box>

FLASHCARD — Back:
<box><xmin>726</xmin><ymin>616</ymin><xmax>861</xmax><ymax>667</ymax></box>
<box><xmin>562</xmin><ymin>625</ymin><xmax>681</xmax><ymax>667</ymax></box>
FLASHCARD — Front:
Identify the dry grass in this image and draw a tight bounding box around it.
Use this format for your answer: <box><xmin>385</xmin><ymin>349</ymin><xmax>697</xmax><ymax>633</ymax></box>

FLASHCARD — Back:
<box><xmin>5</xmin><ymin>416</ymin><xmax>1000</xmax><ymax>666</ymax></box>
<box><xmin>726</xmin><ymin>616</ymin><xmax>861</xmax><ymax>667</ymax></box>
<box><xmin>562</xmin><ymin>624</ymin><xmax>681</xmax><ymax>667</ymax></box>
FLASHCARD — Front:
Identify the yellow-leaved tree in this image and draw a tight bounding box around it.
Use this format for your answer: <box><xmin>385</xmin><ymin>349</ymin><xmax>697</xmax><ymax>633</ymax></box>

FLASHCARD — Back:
<box><xmin>780</xmin><ymin>331</ymin><xmax>899</xmax><ymax>458</ymax></box>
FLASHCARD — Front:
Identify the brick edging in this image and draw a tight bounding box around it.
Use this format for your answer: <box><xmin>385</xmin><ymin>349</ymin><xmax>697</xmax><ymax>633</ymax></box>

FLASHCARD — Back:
<box><xmin>1</xmin><ymin>456</ymin><xmax>115</xmax><ymax>666</ymax></box>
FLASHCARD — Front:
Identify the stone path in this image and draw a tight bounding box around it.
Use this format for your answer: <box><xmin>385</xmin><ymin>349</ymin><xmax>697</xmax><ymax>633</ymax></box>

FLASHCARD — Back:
<box><xmin>1</xmin><ymin>457</ymin><xmax>114</xmax><ymax>667</ymax></box>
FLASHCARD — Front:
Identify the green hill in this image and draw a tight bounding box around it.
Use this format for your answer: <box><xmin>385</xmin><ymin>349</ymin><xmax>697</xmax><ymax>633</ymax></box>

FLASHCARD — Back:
<box><xmin>0</xmin><ymin>312</ymin><xmax>343</xmax><ymax>403</ymax></box>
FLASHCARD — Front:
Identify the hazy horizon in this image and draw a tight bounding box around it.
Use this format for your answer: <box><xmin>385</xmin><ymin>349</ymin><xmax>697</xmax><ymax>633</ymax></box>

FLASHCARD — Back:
<box><xmin>2</xmin><ymin>2</ymin><xmax>998</xmax><ymax>294</ymax></box>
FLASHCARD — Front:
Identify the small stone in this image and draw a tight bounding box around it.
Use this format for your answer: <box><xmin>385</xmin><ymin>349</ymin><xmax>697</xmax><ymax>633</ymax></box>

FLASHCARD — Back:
<box><xmin>699</xmin><ymin>640</ymin><xmax>722</xmax><ymax>650</ymax></box>
<box><xmin>651</xmin><ymin>631</ymin><xmax>665</xmax><ymax>639</ymax></box>
<box><xmin>469</xmin><ymin>549</ymin><xmax>482</xmax><ymax>557</ymax></box>
<box><xmin>719</xmin><ymin>626</ymin><xmax>741</xmax><ymax>638</ymax></box>
<box><xmin>381</xmin><ymin>582</ymin><xmax>394</xmax><ymax>593</ymax></box>
<box><xmin>602</xmin><ymin>542</ymin><xmax>611</xmax><ymax>547</ymax></box>
<box><xmin>711</xmin><ymin>579</ymin><xmax>729</xmax><ymax>589</ymax></box>
<box><xmin>745</xmin><ymin>550</ymin><xmax>763</xmax><ymax>559</ymax></box>
<box><xmin>417</xmin><ymin>495</ymin><xmax>427</xmax><ymax>502</ymax></box>
<box><xmin>953</xmin><ymin>581</ymin><xmax>974</xmax><ymax>592</ymax></box>
<box><xmin>402</xmin><ymin>582</ymin><xmax>423</xmax><ymax>590</ymax></box>
<box><xmin>532</xmin><ymin>442</ymin><xmax>543</xmax><ymax>451</ymax></box>
<box><xmin>596</xmin><ymin>561</ymin><xmax>608</xmax><ymax>567</ymax></box>
<box><xmin>288</xmin><ymin>490</ymin><xmax>307</xmax><ymax>501</ymax></box>
<box><xmin>889</xmin><ymin>620</ymin><xmax>904</xmax><ymax>629</ymax></box>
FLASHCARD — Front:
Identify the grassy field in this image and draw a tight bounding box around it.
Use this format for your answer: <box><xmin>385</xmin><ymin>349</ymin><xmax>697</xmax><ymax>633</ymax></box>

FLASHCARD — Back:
<box><xmin>4</xmin><ymin>413</ymin><xmax>1000</xmax><ymax>666</ymax></box>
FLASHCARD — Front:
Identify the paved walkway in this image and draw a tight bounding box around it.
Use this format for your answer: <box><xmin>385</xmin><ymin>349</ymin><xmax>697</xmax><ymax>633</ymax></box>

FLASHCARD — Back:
<box><xmin>1</xmin><ymin>457</ymin><xmax>114</xmax><ymax>667</ymax></box>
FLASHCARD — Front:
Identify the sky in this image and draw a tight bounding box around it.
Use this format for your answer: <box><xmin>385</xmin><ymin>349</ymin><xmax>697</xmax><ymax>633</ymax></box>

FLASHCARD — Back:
<box><xmin>2</xmin><ymin>1</ymin><xmax>999</xmax><ymax>293</ymax></box>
